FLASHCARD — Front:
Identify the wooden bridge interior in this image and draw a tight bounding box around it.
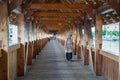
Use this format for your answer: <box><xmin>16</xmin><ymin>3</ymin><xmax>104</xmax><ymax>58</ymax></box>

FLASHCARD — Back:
<box><xmin>0</xmin><ymin>0</ymin><xmax>120</xmax><ymax>80</ymax></box>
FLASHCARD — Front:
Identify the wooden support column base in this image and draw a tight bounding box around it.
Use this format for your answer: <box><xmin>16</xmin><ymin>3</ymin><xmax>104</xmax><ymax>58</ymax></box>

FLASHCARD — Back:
<box><xmin>84</xmin><ymin>47</ymin><xmax>89</xmax><ymax>65</ymax></box>
<box><xmin>27</xmin><ymin>42</ymin><xmax>33</xmax><ymax>65</ymax></box>
<box><xmin>33</xmin><ymin>40</ymin><xmax>36</xmax><ymax>59</ymax></box>
<box><xmin>0</xmin><ymin>49</ymin><xmax>8</xmax><ymax>80</ymax></box>
<box><xmin>77</xmin><ymin>45</ymin><xmax>81</xmax><ymax>59</ymax></box>
<box><xmin>96</xmin><ymin>50</ymin><xmax>102</xmax><ymax>76</ymax></box>
<box><xmin>36</xmin><ymin>40</ymin><xmax>39</xmax><ymax>55</ymax></box>
<box><xmin>17</xmin><ymin>44</ymin><xmax>25</xmax><ymax>76</ymax></box>
<box><xmin>74</xmin><ymin>44</ymin><xmax>77</xmax><ymax>55</ymax></box>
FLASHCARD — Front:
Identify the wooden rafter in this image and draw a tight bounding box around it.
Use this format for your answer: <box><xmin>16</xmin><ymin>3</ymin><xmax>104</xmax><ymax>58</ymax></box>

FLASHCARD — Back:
<box><xmin>38</xmin><ymin>17</ymin><xmax>72</xmax><ymax>21</ymax></box>
<box><xmin>107</xmin><ymin>0</ymin><xmax>120</xmax><ymax>16</ymax></box>
<box><xmin>103</xmin><ymin>11</ymin><xmax>119</xmax><ymax>23</ymax></box>
<box><xmin>97</xmin><ymin>5</ymin><xmax>112</xmax><ymax>14</ymax></box>
<box><xmin>102</xmin><ymin>15</ymin><xmax>113</xmax><ymax>24</ymax></box>
<box><xmin>45</xmin><ymin>24</ymin><xmax>66</xmax><ymax>30</ymax></box>
<box><xmin>24</xmin><ymin>0</ymin><xmax>33</xmax><ymax>3</ymax></box>
<box><xmin>40</xmin><ymin>20</ymin><xmax>67</xmax><ymax>23</ymax></box>
<box><xmin>21</xmin><ymin>0</ymin><xmax>119</xmax><ymax>32</ymax></box>
<box><xmin>32</xmin><ymin>0</ymin><xmax>45</xmax><ymax>4</ymax></box>
<box><xmin>34</xmin><ymin>12</ymin><xmax>85</xmax><ymax>17</ymax></box>
<box><xmin>48</xmin><ymin>0</ymin><xmax>57</xmax><ymax>3</ymax></box>
<box><xmin>61</xmin><ymin>0</ymin><xmax>72</xmax><ymax>4</ymax></box>
<box><xmin>33</xmin><ymin>17</ymin><xmax>73</xmax><ymax>24</ymax></box>
<box><xmin>22</xmin><ymin>3</ymin><xmax>98</xmax><ymax>10</ymax></box>
<box><xmin>41</xmin><ymin>21</ymin><xmax>66</xmax><ymax>25</ymax></box>
<box><xmin>8</xmin><ymin>0</ymin><xmax>23</xmax><ymax>14</ymax></box>
<box><xmin>24</xmin><ymin>10</ymin><xmax>34</xmax><ymax>21</ymax></box>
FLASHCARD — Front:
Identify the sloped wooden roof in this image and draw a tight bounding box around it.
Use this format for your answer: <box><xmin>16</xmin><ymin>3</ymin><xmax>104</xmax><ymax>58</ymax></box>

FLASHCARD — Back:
<box><xmin>8</xmin><ymin>0</ymin><xmax>120</xmax><ymax>33</ymax></box>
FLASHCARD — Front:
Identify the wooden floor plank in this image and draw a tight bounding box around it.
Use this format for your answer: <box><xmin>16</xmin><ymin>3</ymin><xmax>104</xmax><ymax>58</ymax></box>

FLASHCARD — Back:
<box><xmin>16</xmin><ymin>40</ymin><xmax>106</xmax><ymax>80</ymax></box>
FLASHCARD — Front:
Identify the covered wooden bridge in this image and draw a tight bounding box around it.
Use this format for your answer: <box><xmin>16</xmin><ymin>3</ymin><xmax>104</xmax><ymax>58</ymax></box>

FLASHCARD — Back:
<box><xmin>0</xmin><ymin>0</ymin><xmax>120</xmax><ymax>80</ymax></box>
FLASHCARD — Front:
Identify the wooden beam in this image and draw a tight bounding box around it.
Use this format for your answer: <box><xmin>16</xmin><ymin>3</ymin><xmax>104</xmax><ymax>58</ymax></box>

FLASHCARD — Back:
<box><xmin>97</xmin><ymin>5</ymin><xmax>112</xmax><ymax>14</ymax></box>
<box><xmin>8</xmin><ymin>0</ymin><xmax>23</xmax><ymax>14</ymax></box>
<box><xmin>23</xmin><ymin>3</ymin><xmax>98</xmax><ymax>10</ymax></box>
<box><xmin>44</xmin><ymin>22</ymin><xmax>66</xmax><ymax>30</ymax></box>
<box><xmin>40</xmin><ymin>20</ymin><xmax>67</xmax><ymax>23</ymax></box>
<box><xmin>108</xmin><ymin>11</ymin><xmax>119</xmax><ymax>22</ymax></box>
<box><xmin>48</xmin><ymin>0</ymin><xmax>57</xmax><ymax>3</ymax></box>
<box><xmin>34</xmin><ymin>12</ymin><xmax>85</xmax><ymax>17</ymax></box>
<box><xmin>95</xmin><ymin>14</ymin><xmax>102</xmax><ymax>76</ymax></box>
<box><xmin>39</xmin><ymin>17</ymin><xmax>72</xmax><ymax>21</ymax></box>
<box><xmin>34</xmin><ymin>17</ymin><xmax>74</xmax><ymax>22</ymax></box>
<box><xmin>84</xmin><ymin>9</ymin><xmax>95</xmax><ymax>19</ymax></box>
<box><xmin>35</xmin><ymin>17</ymin><xmax>79</xmax><ymax>25</ymax></box>
<box><xmin>25</xmin><ymin>0</ymin><xmax>33</xmax><ymax>3</ymax></box>
<box><xmin>102</xmin><ymin>15</ymin><xmax>113</xmax><ymax>24</ymax></box>
<box><xmin>25</xmin><ymin>10</ymin><xmax>34</xmax><ymax>21</ymax></box>
<box><xmin>45</xmin><ymin>24</ymin><xmax>66</xmax><ymax>30</ymax></box>
<box><xmin>44</xmin><ymin>25</ymin><xmax>65</xmax><ymax>29</ymax></box>
<box><xmin>61</xmin><ymin>0</ymin><xmax>68</xmax><ymax>4</ymax></box>
<box><xmin>41</xmin><ymin>20</ymin><xmax>66</xmax><ymax>24</ymax></box>
<box><xmin>107</xmin><ymin>0</ymin><xmax>120</xmax><ymax>16</ymax></box>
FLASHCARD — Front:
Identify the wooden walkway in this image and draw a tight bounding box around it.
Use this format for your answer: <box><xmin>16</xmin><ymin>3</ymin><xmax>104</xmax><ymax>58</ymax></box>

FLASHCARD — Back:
<box><xmin>16</xmin><ymin>40</ymin><xmax>106</xmax><ymax>80</ymax></box>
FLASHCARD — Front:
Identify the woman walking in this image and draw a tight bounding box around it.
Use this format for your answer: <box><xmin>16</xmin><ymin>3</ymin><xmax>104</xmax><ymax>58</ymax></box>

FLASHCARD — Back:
<box><xmin>64</xmin><ymin>34</ymin><xmax>74</xmax><ymax>61</ymax></box>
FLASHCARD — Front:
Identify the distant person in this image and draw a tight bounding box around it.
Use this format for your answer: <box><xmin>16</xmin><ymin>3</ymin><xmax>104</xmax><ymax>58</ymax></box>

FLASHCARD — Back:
<box><xmin>48</xmin><ymin>37</ymin><xmax>51</xmax><ymax>42</ymax></box>
<box><xmin>64</xmin><ymin>34</ymin><xmax>74</xmax><ymax>61</ymax></box>
<box><xmin>54</xmin><ymin>34</ymin><xmax>58</xmax><ymax>40</ymax></box>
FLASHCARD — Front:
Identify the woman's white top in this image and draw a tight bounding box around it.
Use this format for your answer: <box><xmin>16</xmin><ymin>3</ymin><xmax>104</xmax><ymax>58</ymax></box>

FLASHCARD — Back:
<box><xmin>64</xmin><ymin>38</ymin><xmax>74</xmax><ymax>53</ymax></box>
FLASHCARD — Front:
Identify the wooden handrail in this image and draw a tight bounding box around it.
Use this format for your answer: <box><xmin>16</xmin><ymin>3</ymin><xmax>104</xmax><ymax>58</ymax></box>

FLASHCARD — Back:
<box><xmin>8</xmin><ymin>44</ymin><xmax>20</xmax><ymax>52</ymax></box>
<box><xmin>100</xmin><ymin>50</ymin><xmax>119</xmax><ymax>62</ymax></box>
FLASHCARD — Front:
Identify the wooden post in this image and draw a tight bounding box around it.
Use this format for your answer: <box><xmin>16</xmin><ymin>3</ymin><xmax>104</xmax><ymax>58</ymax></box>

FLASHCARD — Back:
<box><xmin>76</xmin><ymin>23</ymin><xmax>81</xmax><ymax>59</ymax></box>
<box><xmin>35</xmin><ymin>23</ymin><xmax>37</xmax><ymax>55</ymax></box>
<box><xmin>118</xmin><ymin>22</ymin><xmax>120</xmax><ymax>80</ymax></box>
<box><xmin>17</xmin><ymin>13</ymin><xmax>25</xmax><ymax>76</ymax></box>
<box><xmin>95</xmin><ymin>14</ymin><xmax>102</xmax><ymax>76</ymax></box>
<box><xmin>0</xmin><ymin>0</ymin><xmax>8</xmax><ymax>51</ymax></box>
<box><xmin>0</xmin><ymin>1</ymin><xmax>9</xmax><ymax>80</ymax></box>
<box><xmin>74</xmin><ymin>22</ymin><xmax>78</xmax><ymax>55</ymax></box>
<box><xmin>27</xmin><ymin>21</ymin><xmax>33</xmax><ymax>65</ymax></box>
<box><xmin>86</xmin><ymin>18</ymin><xmax>94</xmax><ymax>70</ymax></box>
<box><xmin>39</xmin><ymin>26</ymin><xmax>42</xmax><ymax>50</ymax></box>
<box><xmin>78</xmin><ymin>23</ymin><xmax>84</xmax><ymax>60</ymax></box>
<box><xmin>36</xmin><ymin>24</ymin><xmax>39</xmax><ymax>54</ymax></box>
<box><xmin>83</xmin><ymin>17</ymin><xmax>89</xmax><ymax>65</ymax></box>
<box><xmin>38</xmin><ymin>26</ymin><xmax>41</xmax><ymax>51</ymax></box>
<box><xmin>33</xmin><ymin>23</ymin><xmax>37</xmax><ymax>59</ymax></box>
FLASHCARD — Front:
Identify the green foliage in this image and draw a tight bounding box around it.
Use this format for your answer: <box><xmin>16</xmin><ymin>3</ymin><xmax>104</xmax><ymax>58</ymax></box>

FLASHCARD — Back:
<box><xmin>102</xmin><ymin>26</ymin><xmax>119</xmax><ymax>37</ymax></box>
<box><xmin>102</xmin><ymin>26</ymin><xmax>107</xmax><ymax>36</ymax></box>
<box><xmin>112</xmin><ymin>30</ymin><xmax>119</xmax><ymax>36</ymax></box>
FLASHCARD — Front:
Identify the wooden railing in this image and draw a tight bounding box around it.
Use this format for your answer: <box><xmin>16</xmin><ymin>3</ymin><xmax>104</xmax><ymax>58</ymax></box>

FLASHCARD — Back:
<box><xmin>8</xmin><ymin>44</ymin><xmax>20</xmax><ymax>80</ymax></box>
<box><xmin>0</xmin><ymin>49</ymin><xmax>7</xmax><ymax>80</ymax></box>
<box><xmin>76</xmin><ymin>44</ymin><xmax>119</xmax><ymax>80</ymax></box>
<box><xmin>0</xmin><ymin>38</ymin><xmax>48</xmax><ymax>80</ymax></box>
<box><xmin>100</xmin><ymin>51</ymin><xmax>119</xmax><ymax>80</ymax></box>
